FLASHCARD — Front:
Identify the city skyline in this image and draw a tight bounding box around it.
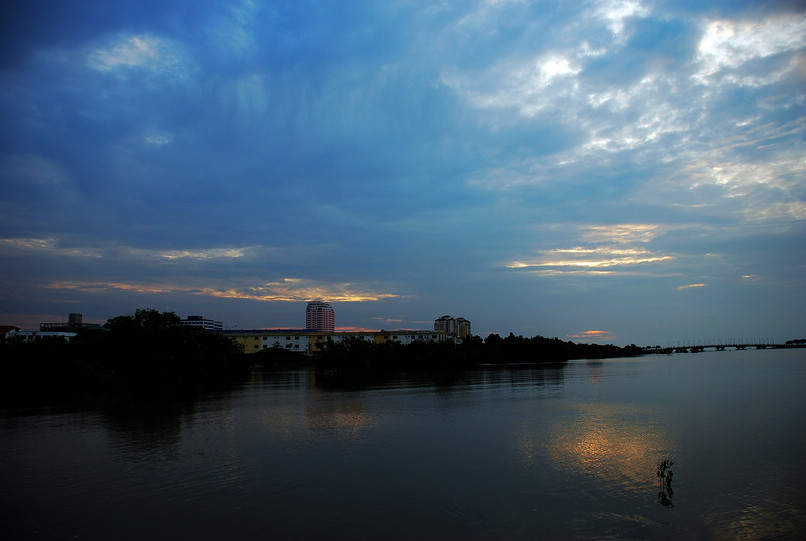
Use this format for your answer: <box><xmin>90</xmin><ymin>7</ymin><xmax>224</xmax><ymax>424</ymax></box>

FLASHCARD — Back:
<box><xmin>1</xmin><ymin>1</ymin><xmax>804</xmax><ymax>346</ymax></box>
<box><xmin>11</xmin><ymin>308</ymin><xmax>468</xmax><ymax>336</ymax></box>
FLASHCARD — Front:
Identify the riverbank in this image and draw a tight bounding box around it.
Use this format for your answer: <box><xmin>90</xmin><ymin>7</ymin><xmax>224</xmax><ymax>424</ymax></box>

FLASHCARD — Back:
<box><xmin>0</xmin><ymin>310</ymin><xmax>643</xmax><ymax>404</ymax></box>
<box><xmin>315</xmin><ymin>333</ymin><xmax>642</xmax><ymax>379</ymax></box>
<box><xmin>0</xmin><ymin>311</ymin><xmax>249</xmax><ymax>405</ymax></box>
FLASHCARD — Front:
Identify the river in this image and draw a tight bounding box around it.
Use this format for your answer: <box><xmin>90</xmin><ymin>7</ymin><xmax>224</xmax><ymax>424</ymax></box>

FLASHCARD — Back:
<box><xmin>2</xmin><ymin>348</ymin><xmax>805</xmax><ymax>540</ymax></box>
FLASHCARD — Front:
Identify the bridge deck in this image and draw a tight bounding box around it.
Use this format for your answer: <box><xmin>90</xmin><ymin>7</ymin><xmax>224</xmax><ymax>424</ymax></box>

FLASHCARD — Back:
<box><xmin>641</xmin><ymin>343</ymin><xmax>801</xmax><ymax>354</ymax></box>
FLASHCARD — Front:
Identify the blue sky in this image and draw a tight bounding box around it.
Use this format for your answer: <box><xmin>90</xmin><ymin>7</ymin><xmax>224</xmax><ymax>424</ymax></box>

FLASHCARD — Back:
<box><xmin>1</xmin><ymin>0</ymin><xmax>804</xmax><ymax>345</ymax></box>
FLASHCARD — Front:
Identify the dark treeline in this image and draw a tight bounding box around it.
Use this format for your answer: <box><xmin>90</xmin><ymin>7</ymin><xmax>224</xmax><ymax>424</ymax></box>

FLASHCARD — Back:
<box><xmin>317</xmin><ymin>332</ymin><xmax>642</xmax><ymax>378</ymax></box>
<box><xmin>1</xmin><ymin>309</ymin><xmax>248</xmax><ymax>404</ymax></box>
<box><xmin>249</xmin><ymin>345</ymin><xmax>315</xmax><ymax>368</ymax></box>
<box><xmin>2</xmin><ymin>311</ymin><xmax>643</xmax><ymax>402</ymax></box>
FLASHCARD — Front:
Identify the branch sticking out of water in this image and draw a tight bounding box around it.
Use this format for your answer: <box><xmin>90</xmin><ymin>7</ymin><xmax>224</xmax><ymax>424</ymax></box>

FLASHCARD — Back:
<box><xmin>657</xmin><ymin>459</ymin><xmax>674</xmax><ymax>507</ymax></box>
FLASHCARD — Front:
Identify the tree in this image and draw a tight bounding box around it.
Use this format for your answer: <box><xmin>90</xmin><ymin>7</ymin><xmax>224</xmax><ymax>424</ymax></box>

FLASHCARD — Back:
<box><xmin>105</xmin><ymin>309</ymin><xmax>181</xmax><ymax>331</ymax></box>
<box><xmin>2</xmin><ymin>309</ymin><xmax>248</xmax><ymax>404</ymax></box>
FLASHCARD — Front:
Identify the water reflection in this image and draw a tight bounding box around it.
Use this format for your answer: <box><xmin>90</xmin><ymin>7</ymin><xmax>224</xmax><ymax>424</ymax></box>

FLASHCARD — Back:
<box><xmin>584</xmin><ymin>360</ymin><xmax>604</xmax><ymax>384</ymax></box>
<box><xmin>2</xmin><ymin>351</ymin><xmax>804</xmax><ymax>540</ymax></box>
<box><xmin>245</xmin><ymin>369</ymin><xmax>310</xmax><ymax>390</ymax></box>
<box><xmin>306</xmin><ymin>399</ymin><xmax>372</xmax><ymax>436</ymax></box>
<box><xmin>101</xmin><ymin>400</ymin><xmax>193</xmax><ymax>455</ymax></box>
<box><xmin>514</xmin><ymin>427</ymin><xmax>539</xmax><ymax>463</ymax></box>
<box><xmin>546</xmin><ymin>403</ymin><xmax>673</xmax><ymax>495</ymax></box>
<box><xmin>479</xmin><ymin>363</ymin><xmax>566</xmax><ymax>388</ymax></box>
<box><xmin>716</xmin><ymin>498</ymin><xmax>803</xmax><ymax>540</ymax></box>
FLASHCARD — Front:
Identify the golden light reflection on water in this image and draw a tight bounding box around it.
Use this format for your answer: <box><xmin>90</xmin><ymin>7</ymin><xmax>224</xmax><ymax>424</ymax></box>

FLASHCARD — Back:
<box><xmin>537</xmin><ymin>403</ymin><xmax>673</xmax><ymax>494</ymax></box>
<box><xmin>706</xmin><ymin>497</ymin><xmax>803</xmax><ymax>540</ymax></box>
<box><xmin>257</xmin><ymin>406</ymin><xmax>302</xmax><ymax>439</ymax></box>
<box><xmin>305</xmin><ymin>401</ymin><xmax>371</xmax><ymax>437</ymax></box>
<box><xmin>515</xmin><ymin>431</ymin><xmax>538</xmax><ymax>462</ymax></box>
<box><xmin>253</xmin><ymin>400</ymin><xmax>372</xmax><ymax>443</ymax></box>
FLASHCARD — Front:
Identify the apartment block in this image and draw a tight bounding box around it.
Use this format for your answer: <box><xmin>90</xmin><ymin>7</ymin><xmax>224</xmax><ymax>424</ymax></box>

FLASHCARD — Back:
<box><xmin>181</xmin><ymin>315</ymin><xmax>223</xmax><ymax>331</ymax></box>
<box><xmin>434</xmin><ymin>315</ymin><xmax>471</xmax><ymax>339</ymax></box>
<box><xmin>306</xmin><ymin>301</ymin><xmax>335</xmax><ymax>332</ymax></box>
<box><xmin>223</xmin><ymin>329</ymin><xmax>448</xmax><ymax>354</ymax></box>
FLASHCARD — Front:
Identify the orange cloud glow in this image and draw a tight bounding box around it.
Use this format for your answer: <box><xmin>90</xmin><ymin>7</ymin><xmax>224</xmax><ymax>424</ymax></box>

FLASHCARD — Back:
<box><xmin>46</xmin><ymin>281</ymin><xmax>181</xmax><ymax>294</ymax></box>
<box><xmin>566</xmin><ymin>330</ymin><xmax>617</xmax><ymax>341</ymax></box>
<box><xmin>335</xmin><ymin>326</ymin><xmax>382</xmax><ymax>333</ymax></box>
<box><xmin>44</xmin><ymin>278</ymin><xmax>399</xmax><ymax>303</ymax></box>
<box><xmin>508</xmin><ymin>253</ymin><xmax>672</xmax><ymax>269</ymax></box>
<box><xmin>578</xmin><ymin>223</ymin><xmax>662</xmax><ymax>244</ymax></box>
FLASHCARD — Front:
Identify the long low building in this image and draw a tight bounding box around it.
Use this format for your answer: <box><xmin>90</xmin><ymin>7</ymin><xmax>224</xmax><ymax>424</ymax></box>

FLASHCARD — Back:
<box><xmin>6</xmin><ymin>330</ymin><xmax>77</xmax><ymax>342</ymax></box>
<box><xmin>223</xmin><ymin>329</ymin><xmax>450</xmax><ymax>354</ymax></box>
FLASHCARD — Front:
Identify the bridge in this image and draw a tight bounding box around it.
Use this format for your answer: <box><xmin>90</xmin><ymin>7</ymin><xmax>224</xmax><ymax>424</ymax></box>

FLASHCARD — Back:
<box><xmin>641</xmin><ymin>342</ymin><xmax>802</xmax><ymax>354</ymax></box>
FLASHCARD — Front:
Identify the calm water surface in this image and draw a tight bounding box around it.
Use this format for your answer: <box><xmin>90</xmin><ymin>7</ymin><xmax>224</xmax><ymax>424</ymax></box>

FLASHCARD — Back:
<box><xmin>2</xmin><ymin>349</ymin><xmax>805</xmax><ymax>540</ymax></box>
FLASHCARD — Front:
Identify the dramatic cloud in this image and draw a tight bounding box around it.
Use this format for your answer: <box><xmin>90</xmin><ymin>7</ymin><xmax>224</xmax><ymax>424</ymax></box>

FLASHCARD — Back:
<box><xmin>694</xmin><ymin>16</ymin><xmax>806</xmax><ymax>83</ymax></box>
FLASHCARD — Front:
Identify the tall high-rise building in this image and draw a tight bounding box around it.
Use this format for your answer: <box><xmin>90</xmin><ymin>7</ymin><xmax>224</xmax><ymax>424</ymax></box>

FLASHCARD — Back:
<box><xmin>306</xmin><ymin>300</ymin><xmax>335</xmax><ymax>332</ymax></box>
<box><xmin>456</xmin><ymin>317</ymin><xmax>471</xmax><ymax>339</ymax></box>
<box><xmin>434</xmin><ymin>315</ymin><xmax>457</xmax><ymax>335</ymax></box>
<box><xmin>434</xmin><ymin>314</ymin><xmax>471</xmax><ymax>339</ymax></box>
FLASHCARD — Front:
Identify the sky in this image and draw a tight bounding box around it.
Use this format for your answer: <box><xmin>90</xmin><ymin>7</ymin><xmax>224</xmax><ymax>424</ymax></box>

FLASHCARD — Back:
<box><xmin>1</xmin><ymin>0</ymin><xmax>804</xmax><ymax>346</ymax></box>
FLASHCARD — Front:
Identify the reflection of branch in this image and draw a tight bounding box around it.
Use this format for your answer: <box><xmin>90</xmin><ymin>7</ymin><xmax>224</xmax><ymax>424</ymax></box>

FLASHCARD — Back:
<box><xmin>656</xmin><ymin>459</ymin><xmax>674</xmax><ymax>507</ymax></box>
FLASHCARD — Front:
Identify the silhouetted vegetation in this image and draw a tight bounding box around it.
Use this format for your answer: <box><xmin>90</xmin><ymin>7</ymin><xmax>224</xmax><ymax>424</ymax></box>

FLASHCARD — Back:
<box><xmin>2</xmin><ymin>312</ymin><xmax>645</xmax><ymax>401</ymax></box>
<box><xmin>318</xmin><ymin>336</ymin><xmax>479</xmax><ymax>376</ymax></box>
<box><xmin>480</xmin><ymin>333</ymin><xmax>642</xmax><ymax>363</ymax></box>
<box><xmin>249</xmin><ymin>345</ymin><xmax>315</xmax><ymax>368</ymax></box>
<box><xmin>657</xmin><ymin>459</ymin><xmax>675</xmax><ymax>507</ymax></box>
<box><xmin>0</xmin><ymin>309</ymin><xmax>248</xmax><ymax>405</ymax></box>
<box><xmin>316</xmin><ymin>332</ymin><xmax>642</xmax><ymax>379</ymax></box>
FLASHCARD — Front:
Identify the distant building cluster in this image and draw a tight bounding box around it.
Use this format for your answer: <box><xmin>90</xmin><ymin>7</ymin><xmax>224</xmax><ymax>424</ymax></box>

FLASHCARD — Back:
<box><xmin>40</xmin><ymin>313</ymin><xmax>100</xmax><ymax>333</ymax></box>
<box><xmin>434</xmin><ymin>315</ymin><xmax>471</xmax><ymax>339</ymax></box>
<box><xmin>3</xmin><ymin>306</ymin><xmax>472</xmax><ymax>355</ymax></box>
<box><xmin>5</xmin><ymin>313</ymin><xmax>100</xmax><ymax>342</ymax></box>
<box><xmin>225</xmin><ymin>303</ymin><xmax>472</xmax><ymax>355</ymax></box>
<box><xmin>4</xmin><ymin>328</ymin><xmax>77</xmax><ymax>343</ymax></box>
<box><xmin>222</xmin><ymin>305</ymin><xmax>473</xmax><ymax>355</ymax></box>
